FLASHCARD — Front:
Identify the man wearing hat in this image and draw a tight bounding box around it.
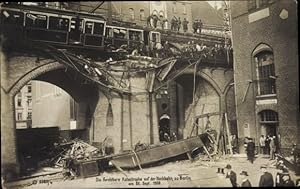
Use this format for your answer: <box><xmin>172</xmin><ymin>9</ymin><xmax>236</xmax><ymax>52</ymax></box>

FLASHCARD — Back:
<box><xmin>276</xmin><ymin>165</ymin><xmax>290</xmax><ymax>187</ymax></box>
<box><xmin>259</xmin><ymin>165</ymin><xmax>274</xmax><ymax>187</ymax></box>
<box><xmin>240</xmin><ymin>171</ymin><xmax>252</xmax><ymax>187</ymax></box>
<box><xmin>246</xmin><ymin>138</ymin><xmax>255</xmax><ymax>163</ymax></box>
<box><xmin>225</xmin><ymin>164</ymin><xmax>237</xmax><ymax>187</ymax></box>
<box><xmin>281</xmin><ymin>175</ymin><xmax>295</xmax><ymax>187</ymax></box>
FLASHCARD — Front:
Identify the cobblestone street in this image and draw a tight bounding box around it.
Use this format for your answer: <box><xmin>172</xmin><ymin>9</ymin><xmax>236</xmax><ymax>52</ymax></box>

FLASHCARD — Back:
<box><xmin>4</xmin><ymin>154</ymin><xmax>299</xmax><ymax>188</ymax></box>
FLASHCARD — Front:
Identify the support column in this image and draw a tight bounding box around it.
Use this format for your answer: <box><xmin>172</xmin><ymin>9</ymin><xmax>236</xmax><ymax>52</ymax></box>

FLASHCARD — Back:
<box><xmin>169</xmin><ymin>81</ymin><xmax>178</xmax><ymax>136</ymax></box>
<box><xmin>1</xmin><ymin>49</ymin><xmax>20</xmax><ymax>180</ymax></box>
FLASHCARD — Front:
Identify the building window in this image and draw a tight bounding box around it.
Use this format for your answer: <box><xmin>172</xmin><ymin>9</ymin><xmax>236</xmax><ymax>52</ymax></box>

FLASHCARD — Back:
<box><xmin>70</xmin><ymin>98</ymin><xmax>77</xmax><ymax>120</ymax></box>
<box><xmin>17</xmin><ymin>92</ymin><xmax>22</xmax><ymax>98</ymax></box>
<box><xmin>248</xmin><ymin>0</ymin><xmax>271</xmax><ymax>11</ymax></box>
<box><xmin>140</xmin><ymin>9</ymin><xmax>145</xmax><ymax>20</ymax></box>
<box><xmin>259</xmin><ymin>110</ymin><xmax>278</xmax><ymax>123</ymax></box>
<box><xmin>253</xmin><ymin>44</ymin><xmax>276</xmax><ymax>96</ymax></box>
<box><xmin>17</xmin><ymin>113</ymin><xmax>22</xmax><ymax>120</ymax></box>
<box><xmin>159</xmin><ymin>11</ymin><xmax>164</xmax><ymax>18</ymax></box>
<box><xmin>183</xmin><ymin>3</ymin><xmax>186</xmax><ymax>14</ymax></box>
<box><xmin>172</xmin><ymin>2</ymin><xmax>177</xmax><ymax>13</ymax></box>
<box><xmin>27</xmin><ymin>96</ymin><xmax>32</xmax><ymax>106</ymax></box>
<box><xmin>129</xmin><ymin>8</ymin><xmax>134</xmax><ymax>20</ymax></box>
<box><xmin>106</xmin><ymin>103</ymin><xmax>113</xmax><ymax>126</ymax></box>
<box><xmin>27</xmin><ymin>84</ymin><xmax>32</xmax><ymax>93</ymax></box>
<box><xmin>17</xmin><ymin>99</ymin><xmax>22</xmax><ymax>107</ymax></box>
<box><xmin>27</xmin><ymin>112</ymin><xmax>32</xmax><ymax>120</ymax></box>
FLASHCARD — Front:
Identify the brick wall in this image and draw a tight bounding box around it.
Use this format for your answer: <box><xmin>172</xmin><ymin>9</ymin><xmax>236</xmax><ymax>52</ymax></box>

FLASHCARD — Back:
<box><xmin>92</xmin><ymin>73</ymin><xmax>159</xmax><ymax>153</ymax></box>
<box><xmin>158</xmin><ymin>67</ymin><xmax>235</xmax><ymax>141</ymax></box>
<box><xmin>231</xmin><ymin>0</ymin><xmax>299</xmax><ymax>151</ymax></box>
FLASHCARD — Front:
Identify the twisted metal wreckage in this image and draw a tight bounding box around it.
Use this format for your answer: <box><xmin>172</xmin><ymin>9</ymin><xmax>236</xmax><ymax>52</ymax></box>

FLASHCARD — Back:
<box><xmin>36</xmin><ymin>41</ymin><xmax>210</xmax><ymax>96</ymax></box>
<box><xmin>9</xmin><ymin>41</ymin><xmax>225</xmax><ymax>179</ymax></box>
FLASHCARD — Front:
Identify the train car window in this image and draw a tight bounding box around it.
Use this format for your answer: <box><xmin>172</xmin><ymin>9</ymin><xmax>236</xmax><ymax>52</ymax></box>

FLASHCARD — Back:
<box><xmin>105</xmin><ymin>27</ymin><xmax>113</xmax><ymax>37</ymax></box>
<box><xmin>49</xmin><ymin>16</ymin><xmax>69</xmax><ymax>31</ymax></box>
<box><xmin>152</xmin><ymin>32</ymin><xmax>160</xmax><ymax>43</ymax></box>
<box><xmin>70</xmin><ymin>17</ymin><xmax>83</xmax><ymax>33</ymax></box>
<box><xmin>1</xmin><ymin>10</ymin><xmax>24</xmax><ymax>26</ymax></box>
<box><xmin>25</xmin><ymin>13</ymin><xmax>47</xmax><ymax>29</ymax></box>
<box><xmin>94</xmin><ymin>22</ymin><xmax>104</xmax><ymax>35</ymax></box>
<box><xmin>114</xmin><ymin>28</ymin><xmax>127</xmax><ymax>39</ymax></box>
<box><xmin>129</xmin><ymin>30</ymin><xmax>142</xmax><ymax>41</ymax></box>
<box><xmin>152</xmin><ymin>33</ymin><xmax>157</xmax><ymax>42</ymax></box>
<box><xmin>85</xmin><ymin>21</ymin><xmax>93</xmax><ymax>34</ymax></box>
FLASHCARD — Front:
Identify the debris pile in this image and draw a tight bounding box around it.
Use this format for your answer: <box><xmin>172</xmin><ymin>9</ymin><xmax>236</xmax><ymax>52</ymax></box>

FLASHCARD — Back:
<box><xmin>51</xmin><ymin>139</ymin><xmax>101</xmax><ymax>168</ymax></box>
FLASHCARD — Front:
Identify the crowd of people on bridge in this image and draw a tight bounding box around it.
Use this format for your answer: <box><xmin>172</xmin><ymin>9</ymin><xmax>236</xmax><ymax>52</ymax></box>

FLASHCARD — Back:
<box><xmin>147</xmin><ymin>15</ymin><xmax>205</xmax><ymax>34</ymax></box>
<box><xmin>127</xmin><ymin>39</ymin><xmax>233</xmax><ymax>64</ymax></box>
<box><xmin>120</xmin><ymin>39</ymin><xmax>233</xmax><ymax>66</ymax></box>
<box><xmin>181</xmin><ymin>40</ymin><xmax>233</xmax><ymax>62</ymax></box>
<box><xmin>193</xmin><ymin>19</ymin><xmax>203</xmax><ymax>34</ymax></box>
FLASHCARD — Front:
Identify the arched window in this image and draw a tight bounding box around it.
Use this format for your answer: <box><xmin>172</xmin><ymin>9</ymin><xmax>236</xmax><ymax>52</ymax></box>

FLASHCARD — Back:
<box><xmin>259</xmin><ymin>110</ymin><xmax>278</xmax><ymax>123</ymax></box>
<box><xmin>159</xmin><ymin>11</ymin><xmax>164</xmax><ymax>18</ymax></box>
<box><xmin>106</xmin><ymin>102</ymin><xmax>113</xmax><ymax>126</ymax></box>
<box><xmin>253</xmin><ymin>44</ymin><xmax>276</xmax><ymax>96</ymax></box>
<box><xmin>129</xmin><ymin>8</ymin><xmax>134</xmax><ymax>20</ymax></box>
<box><xmin>140</xmin><ymin>9</ymin><xmax>145</xmax><ymax>20</ymax></box>
<box><xmin>152</xmin><ymin>10</ymin><xmax>158</xmax><ymax>16</ymax></box>
<box><xmin>259</xmin><ymin>110</ymin><xmax>278</xmax><ymax>139</ymax></box>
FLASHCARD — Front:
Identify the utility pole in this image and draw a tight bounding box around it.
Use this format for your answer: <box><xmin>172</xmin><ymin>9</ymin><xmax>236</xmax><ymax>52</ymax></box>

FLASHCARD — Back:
<box><xmin>107</xmin><ymin>1</ymin><xmax>112</xmax><ymax>25</ymax></box>
<box><xmin>223</xmin><ymin>0</ymin><xmax>232</xmax><ymax>65</ymax></box>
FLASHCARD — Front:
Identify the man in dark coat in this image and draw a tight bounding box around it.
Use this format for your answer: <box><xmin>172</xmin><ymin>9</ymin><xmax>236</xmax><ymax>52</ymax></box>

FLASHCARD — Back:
<box><xmin>259</xmin><ymin>165</ymin><xmax>274</xmax><ymax>187</ymax></box>
<box><xmin>281</xmin><ymin>175</ymin><xmax>295</xmax><ymax>187</ymax></box>
<box><xmin>177</xmin><ymin>17</ymin><xmax>181</xmax><ymax>31</ymax></box>
<box><xmin>265</xmin><ymin>135</ymin><xmax>271</xmax><ymax>155</ymax></box>
<box><xmin>240</xmin><ymin>171</ymin><xmax>252</xmax><ymax>187</ymax></box>
<box><xmin>193</xmin><ymin>20</ymin><xmax>198</xmax><ymax>33</ymax></box>
<box><xmin>275</xmin><ymin>165</ymin><xmax>289</xmax><ymax>187</ymax></box>
<box><xmin>182</xmin><ymin>18</ymin><xmax>189</xmax><ymax>32</ymax></box>
<box><xmin>246</xmin><ymin>138</ymin><xmax>255</xmax><ymax>163</ymax></box>
<box><xmin>225</xmin><ymin>164</ymin><xmax>237</xmax><ymax>187</ymax></box>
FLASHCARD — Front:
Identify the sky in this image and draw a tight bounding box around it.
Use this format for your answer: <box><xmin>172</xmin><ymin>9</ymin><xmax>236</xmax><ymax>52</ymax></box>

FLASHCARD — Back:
<box><xmin>207</xmin><ymin>1</ymin><xmax>224</xmax><ymax>9</ymax></box>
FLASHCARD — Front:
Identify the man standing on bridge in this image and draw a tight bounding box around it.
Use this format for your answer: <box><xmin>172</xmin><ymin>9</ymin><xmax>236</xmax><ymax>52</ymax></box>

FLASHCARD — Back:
<box><xmin>177</xmin><ymin>17</ymin><xmax>181</xmax><ymax>32</ymax></box>
<box><xmin>182</xmin><ymin>18</ymin><xmax>189</xmax><ymax>33</ymax></box>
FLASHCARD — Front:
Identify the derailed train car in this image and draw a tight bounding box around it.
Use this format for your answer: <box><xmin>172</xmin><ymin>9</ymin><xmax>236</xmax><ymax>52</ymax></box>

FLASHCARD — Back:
<box><xmin>0</xmin><ymin>2</ymin><xmax>161</xmax><ymax>54</ymax></box>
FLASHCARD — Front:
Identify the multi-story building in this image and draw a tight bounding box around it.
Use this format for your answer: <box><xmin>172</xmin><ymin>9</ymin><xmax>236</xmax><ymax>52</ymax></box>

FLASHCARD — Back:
<box><xmin>14</xmin><ymin>83</ymin><xmax>32</xmax><ymax>129</ymax></box>
<box><xmin>31</xmin><ymin>81</ymin><xmax>79</xmax><ymax>130</ymax></box>
<box><xmin>66</xmin><ymin>1</ymin><xmax>221</xmax><ymax>33</ymax></box>
<box><xmin>230</xmin><ymin>0</ymin><xmax>299</xmax><ymax>154</ymax></box>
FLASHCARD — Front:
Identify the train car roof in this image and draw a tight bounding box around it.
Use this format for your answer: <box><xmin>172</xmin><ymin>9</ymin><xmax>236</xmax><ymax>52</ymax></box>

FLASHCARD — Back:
<box><xmin>1</xmin><ymin>3</ymin><xmax>106</xmax><ymax>20</ymax></box>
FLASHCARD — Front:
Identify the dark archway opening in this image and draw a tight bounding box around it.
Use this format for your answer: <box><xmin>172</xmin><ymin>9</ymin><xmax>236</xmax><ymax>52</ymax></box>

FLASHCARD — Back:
<box><xmin>159</xmin><ymin>114</ymin><xmax>170</xmax><ymax>142</ymax></box>
<box><xmin>13</xmin><ymin>68</ymin><xmax>99</xmax><ymax>176</ymax></box>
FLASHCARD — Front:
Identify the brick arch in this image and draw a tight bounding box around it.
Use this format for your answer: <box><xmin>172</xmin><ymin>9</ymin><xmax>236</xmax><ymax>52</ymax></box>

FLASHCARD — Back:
<box><xmin>8</xmin><ymin>62</ymin><xmax>65</xmax><ymax>97</ymax></box>
<box><xmin>198</xmin><ymin>71</ymin><xmax>222</xmax><ymax>96</ymax></box>
<box><xmin>223</xmin><ymin>78</ymin><xmax>234</xmax><ymax>95</ymax></box>
<box><xmin>252</xmin><ymin>43</ymin><xmax>273</xmax><ymax>56</ymax></box>
<box><xmin>255</xmin><ymin>104</ymin><xmax>278</xmax><ymax>115</ymax></box>
<box><xmin>182</xmin><ymin>70</ymin><xmax>223</xmax><ymax>97</ymax></box>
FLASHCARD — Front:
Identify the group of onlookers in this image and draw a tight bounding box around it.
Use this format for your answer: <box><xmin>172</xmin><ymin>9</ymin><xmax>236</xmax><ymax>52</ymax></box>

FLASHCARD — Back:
<box><xmin>181</xmin><ymin>41</ymin><xmax>233</xmax><ymax>62</ymax></box>
<box><xmin>170</xmin><ymin>16</ymin><xmax>189</xmax><ymax>33</ymax></box>
<box><xmin>192</xmin><ymin>19</ymin><xmax>203</xmax><ymax>34</ymax></box>
<box><xmin>222</xmin><ymin>163</ymin><xmax>299</xmax><ymax>187</ymax></box>
<box><xmin>147</xmin><ymin>15</ymin><xmax>204</xmax><ymax>34</ymax></box>
<box><xmin>259</xmin><ymin>135</ymin><xmax>280</xmax><ymax>159</ymax></box>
